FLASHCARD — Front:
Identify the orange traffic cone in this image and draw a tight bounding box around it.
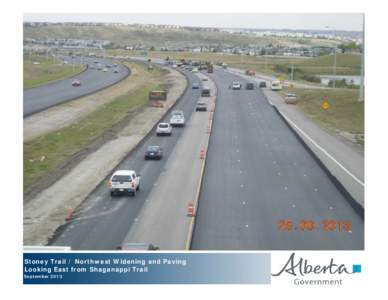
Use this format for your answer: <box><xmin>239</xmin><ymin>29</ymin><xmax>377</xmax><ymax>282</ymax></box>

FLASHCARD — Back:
<box><xmin>187</xmin><ymin>203</ymin><xmax>195</xmax><ymax>217</ymax></box>
<box><xmin>65</xmin><ymin>208</ymin><xmax>73</xmax><ymax>221</ymax></box>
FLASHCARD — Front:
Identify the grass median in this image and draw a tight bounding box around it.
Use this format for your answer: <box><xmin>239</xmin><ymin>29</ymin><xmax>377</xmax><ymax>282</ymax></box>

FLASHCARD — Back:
<box><xmin>24</xmin><ymin>62</ymin><xmax>167</xmax><ymax>191</ymax></box>
<box><xmin>111</xmin><ymin>50</ymin><xmax>360</xmax><ymax>76</ymax></box>
<box><xmin>290</xmin><ymin>88</ymin><xmax>364</xmax><ymax>145</ymax></box>
<box><xmin>24</xmin><ymin>55</ymin><xmax>86</xmax><ymax>89</ymax></box>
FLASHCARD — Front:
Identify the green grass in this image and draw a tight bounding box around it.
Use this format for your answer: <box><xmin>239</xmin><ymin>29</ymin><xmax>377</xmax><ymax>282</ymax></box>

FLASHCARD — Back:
<box><xmin>24</xmin><ymin>55</ymin><xmax>85</xmax><ymax>89</ymax></box>
<box><xmin>108</xmin><ymin>50</ymin><xmax>361</xmax><ymax>83</ymax></box>
<box><xmin>24</xmin><ymin>62</ymin><xmax>167</xmax><ymax>191</ymax></box>
<box><xmin>292</xmin><ymin>88</ymin><xmax>364</xmax><ymax>144</ymax></box>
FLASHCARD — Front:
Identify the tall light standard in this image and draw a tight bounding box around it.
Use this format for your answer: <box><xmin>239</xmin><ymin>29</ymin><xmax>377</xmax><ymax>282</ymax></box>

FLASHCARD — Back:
<box><xmin>325</xmin><ymin>26</ymin><xmax>337</xmax><ymax>88</ymax></box>
<box><xmin>359</xmin><ymin>14</ymin><xmax>365</xmax><ymax>102</ymax></box>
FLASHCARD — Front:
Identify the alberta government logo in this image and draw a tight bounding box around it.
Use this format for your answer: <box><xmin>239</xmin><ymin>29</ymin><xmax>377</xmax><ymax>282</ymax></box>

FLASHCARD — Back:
<box><xmin>271</xmin><ymin>253</ymin><xmax>362</xmax><ymax>286</ymax></box>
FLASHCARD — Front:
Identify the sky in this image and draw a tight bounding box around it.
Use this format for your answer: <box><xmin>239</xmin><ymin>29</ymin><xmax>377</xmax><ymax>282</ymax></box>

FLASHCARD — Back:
<box><xmin>23</xmin><ymin>13</ymin><xmax>363</xmax><ymax>31</ymax></box>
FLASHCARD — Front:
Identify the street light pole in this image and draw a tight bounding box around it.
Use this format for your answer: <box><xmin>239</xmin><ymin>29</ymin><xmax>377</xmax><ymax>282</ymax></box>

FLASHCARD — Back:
<box><xmin>359</xmin><ymin>14</ymin><xmax>365</xmax><ymax>102</ymax></box>
<box><xmin>332</xmin><ymin>47</ymin><xmax>337</xmax><ymax>88</ymax></box>
<box><xmin>291</xmin><ymin>63</ymin><xmax>294</xmax><ymax>81</ymax></box>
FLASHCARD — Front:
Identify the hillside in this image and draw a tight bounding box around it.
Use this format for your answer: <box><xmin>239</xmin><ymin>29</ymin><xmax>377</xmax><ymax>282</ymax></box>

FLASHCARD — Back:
<box><xmin>23</xmin><ymin>24</ymin><xmax>339</xmax><ymax>48</ymax></box>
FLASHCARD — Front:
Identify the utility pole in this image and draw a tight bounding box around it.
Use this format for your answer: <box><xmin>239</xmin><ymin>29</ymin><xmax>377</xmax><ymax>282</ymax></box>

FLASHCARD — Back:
<box><xmin>332</xmin><ymin>47</ymin><xmax>337</xmax><ymax>88</ymax></box>
<box><xmin>359</xmin><ymin>14</ymin><xmax>365</xmax><ymax>102</ymax></box>
<box><xmin>291</xmin><ymin>63</ymin><xmax>294</xmax><ymax>81</ymax></box>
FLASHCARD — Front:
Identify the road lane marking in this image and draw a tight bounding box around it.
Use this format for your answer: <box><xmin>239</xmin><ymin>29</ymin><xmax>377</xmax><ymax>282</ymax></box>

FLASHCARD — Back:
<box><xmin>278</xmin><ymin>111</ymin><xmax>364</xmax><ymax>186</ymax></box>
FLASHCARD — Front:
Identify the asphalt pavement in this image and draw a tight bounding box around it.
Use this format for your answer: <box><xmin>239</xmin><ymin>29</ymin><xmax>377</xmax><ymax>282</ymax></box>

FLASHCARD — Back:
<box><xmin>48</xmin><ymin>69</ymin><xmax>201</xmax><ymax>250</ymax></box>
<box><xmin>23</xmin><ymin>56</ymin><xmax>129</xmax><ymax>117</ymax></box>
<box><xmin>190</xmin><ymin>69</ymin><xmax>364</xmax><ymax>250</ymax></box>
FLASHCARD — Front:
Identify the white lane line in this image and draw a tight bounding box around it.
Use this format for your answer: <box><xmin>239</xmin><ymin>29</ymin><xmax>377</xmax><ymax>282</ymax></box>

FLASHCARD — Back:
<box><xmin>278</xmin><ymin>111</ymin><xmax>364</xmax><ymax>186</ymax></box>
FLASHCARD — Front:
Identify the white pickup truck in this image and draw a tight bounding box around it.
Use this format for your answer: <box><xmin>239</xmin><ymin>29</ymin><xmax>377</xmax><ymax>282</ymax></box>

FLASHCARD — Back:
<box><xmin>170</xmin><ymin>110</ymin><xmax>185</xmax><ymax>127</ymax></box>
<box><xmin>109</xmin><ymin>170</ymin><xmax>140</xmax><ymax>197</ymax></box>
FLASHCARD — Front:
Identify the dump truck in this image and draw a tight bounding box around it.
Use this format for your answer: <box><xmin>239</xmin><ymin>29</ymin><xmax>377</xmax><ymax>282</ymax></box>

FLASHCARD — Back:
<box><xmin>149</xmin><ymin>90</ymin><xmax>167</xmax><ymax>101</ymax></box>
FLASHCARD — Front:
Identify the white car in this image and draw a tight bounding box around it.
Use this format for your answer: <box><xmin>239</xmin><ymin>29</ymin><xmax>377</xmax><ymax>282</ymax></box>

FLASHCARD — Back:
<box><xmin>156</xmin><ymin>122</ymin><xmax>172</xmax><ymax>136</ymax></box>
<box><xmin>170</xmin><ymin>111</ymin><xmax>185</xmax><ymax>127</ymax></box>
<box><xmin>109</xmin><ymin>170</ymin><xmax>140</xmax><ymax>197</ymax></box>
<box><xmin>231</xmin><ymin>81</ymin><xmax>242</xmax><ymax>90</ymax></box>
<box><xmin>284</xmin><ymin>93</ymin><xmax>297</xmax><ymax>104</ymax></box>
<box><xmin>102</xmin><ymin>68</ymin><xmax>108</xmax><ymax>72</ymax></box>
<box><xmin>192</xmin><ymin>67</ymin><xmax>199</xmax><ymax>73</ymax></box>
<box><xmin>271</xmin><ymin>80</ymin><xmax>282</xmax><ymax>91</ymax></box>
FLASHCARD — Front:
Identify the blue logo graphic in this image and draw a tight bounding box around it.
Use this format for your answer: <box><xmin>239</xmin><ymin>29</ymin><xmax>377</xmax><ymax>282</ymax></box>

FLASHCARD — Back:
<box><xmin>352</xmin><ymin>264</ymin><xmax>362</xmax><ymax>273</ymax></box>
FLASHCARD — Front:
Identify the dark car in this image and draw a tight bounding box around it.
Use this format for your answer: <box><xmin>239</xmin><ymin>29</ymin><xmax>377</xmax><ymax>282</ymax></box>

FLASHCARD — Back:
<box><xmin>144</xmin><ymin>145</ymin><xmax>163</xmax><ymax>160</ymax></box>
<box><xmin>192</xmin><ymin>83</ymin><xmax>200</xmax><ymax>89</ymax></box>
<box><xmin>259</xmin><ymin>81</ymin><xmax>267</xmax><ymax>88</ymax></box>
<box><xmin>201</xmin><ymin>86</ymin><xmax>211</xmax><ymax>97</ymax></box>
<box><xmin>246</xmin><ymin>82</ymin><xmax>254</xmax><ymax>90</ymax></box>
<box><xmin>196</xmin><ymin>101</ymin><xmax>207</xmax><ymax>111</ymax></box>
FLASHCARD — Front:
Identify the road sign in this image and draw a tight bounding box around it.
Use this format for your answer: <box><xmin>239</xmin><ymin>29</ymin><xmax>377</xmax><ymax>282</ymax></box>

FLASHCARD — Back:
<box><xmin>322</xmin><ymin>100</ymin><xmax>330</xmax><ymax>110</ymax></box>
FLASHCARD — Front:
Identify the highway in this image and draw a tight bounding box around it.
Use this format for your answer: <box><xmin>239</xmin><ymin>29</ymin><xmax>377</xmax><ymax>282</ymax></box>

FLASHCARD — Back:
<box><xmin>47</xmin><ymin>64</ymin><xmax>364</xmax><ymax>250</ymax></box>
<box><xmin>23</xmin><ymin>57</ymin><xmax>129</xmax><ymax>117</ymax></box>
<box><xmin>48</xmin><ymin>69</ymin><xmax>202</xmax><ymax>250</ymax></box>
<box><xmin>190</xmin><ymin>68</ymin><xmax>364</xmax><ymax>250</ymax></box>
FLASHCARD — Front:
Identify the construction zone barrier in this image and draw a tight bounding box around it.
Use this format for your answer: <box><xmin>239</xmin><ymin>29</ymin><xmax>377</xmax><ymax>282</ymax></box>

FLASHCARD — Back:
<box><xmin>65</xmin><ymin>208</ymin><xmax>73</xmax><ymax>221</ymax></box>
<box><xmin>187</xmin><ymin>202</ymin><xmax>195</xmax><ymax>217</ymax></box>
<box><xmin>151</xmin><ymin>101</ymin><xmax>164</xmax><ymax>108</ymax></box>
<box><xmin>199</xmin><ymin>149</ymin><xmax>206</xmax><ymax>160</ymax></box>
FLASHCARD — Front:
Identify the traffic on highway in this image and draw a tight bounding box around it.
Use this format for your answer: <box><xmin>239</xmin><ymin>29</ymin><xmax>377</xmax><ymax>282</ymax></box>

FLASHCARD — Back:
<box><xmin>23</xmin><ymin>55</ymin><xmax>364</xmax><ymax>251</ymax></box>
<box><xmin>23</xmin><ymin>56</ymin><xmax>129</xmax><ymax>116</ymax></box>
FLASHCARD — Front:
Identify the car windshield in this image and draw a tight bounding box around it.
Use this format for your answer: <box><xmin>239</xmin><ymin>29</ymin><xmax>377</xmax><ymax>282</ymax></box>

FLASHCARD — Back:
<box><xmin>172</xmin><ymin>111</ymin><xmax>183</xmax><ymax>115</ymax></box>
<box><xmin>159</xmin><ymin>124</ymin><xmax>168</xmax><ymax>128</ymax></box>
<box><xmin>112</xmin><ymin>175</ymin><xmax>132</xmax><ymax>182</ymax></box>
<box><xmin>147</xmin><ymin>146</ymin><xmax>159</xmax><ymax>151</ymax></box>
<box><xmin>197</xmin><ymin>102</ymin><xmax>205</xmax><ymax>106</ymax></box>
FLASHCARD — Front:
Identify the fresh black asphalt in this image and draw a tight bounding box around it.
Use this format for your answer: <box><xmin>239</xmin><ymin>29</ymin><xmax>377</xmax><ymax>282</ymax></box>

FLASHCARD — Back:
<box><xmin>190</xmin><ymin>69</ymin><xmax>364</xmax><ymax>250</ymax></box>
